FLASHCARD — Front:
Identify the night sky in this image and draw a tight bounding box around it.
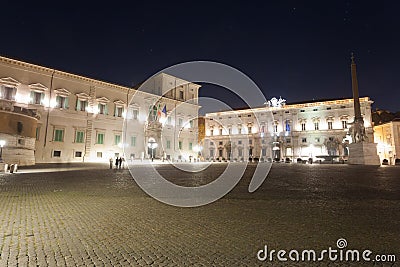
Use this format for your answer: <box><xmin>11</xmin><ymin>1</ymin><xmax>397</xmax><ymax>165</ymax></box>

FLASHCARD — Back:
<box><xmin>1</xmin><ymin>1</ymin><xmax>399</xmax><ymax>113</ymax></box>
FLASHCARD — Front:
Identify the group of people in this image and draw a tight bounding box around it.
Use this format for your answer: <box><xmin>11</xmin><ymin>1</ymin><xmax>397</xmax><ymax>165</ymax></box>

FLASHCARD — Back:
<box><xmin>109</xmin><ymin>156</ymin><xmax>125</xmax><ymax>169</ymax></box>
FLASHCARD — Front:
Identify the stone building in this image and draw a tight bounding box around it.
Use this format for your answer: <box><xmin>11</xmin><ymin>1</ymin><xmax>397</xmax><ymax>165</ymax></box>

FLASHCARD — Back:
<box><xmin>0</xmin><ymin>56</ymin><xmax>200</xmax><ymax>165</ymax></box>
<box><xmin>374</xmin><ymin>120</ymin><xmax>400</xmax><ymax>165</ymax></box>
<box><xmin>202</xmin><ymin>97</ymin><xmax>375</xmax><ymax>162</ymax></box>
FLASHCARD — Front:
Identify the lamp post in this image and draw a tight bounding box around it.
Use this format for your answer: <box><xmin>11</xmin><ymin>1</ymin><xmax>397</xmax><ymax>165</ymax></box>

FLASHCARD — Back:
<box><xmin>0</xmin><ymin>140</ymin><xmax>5</xmax><ymax>163</ymax></box>
<box><xmin>147</xmin><ymin>139</ymin><xmax>158</xmax><ymax>162</ymax></box>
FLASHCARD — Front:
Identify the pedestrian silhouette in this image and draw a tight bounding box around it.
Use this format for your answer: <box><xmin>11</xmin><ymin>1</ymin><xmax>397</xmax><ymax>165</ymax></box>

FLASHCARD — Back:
<box><xmin>118</xmin><ymin>157</ymin><xmax>123</xmax><ymax>169</ymax></box>
<box><xmin>115</xmin><ymin>157</ymin><xmax>119</xmax><ymax>169</ymax></box>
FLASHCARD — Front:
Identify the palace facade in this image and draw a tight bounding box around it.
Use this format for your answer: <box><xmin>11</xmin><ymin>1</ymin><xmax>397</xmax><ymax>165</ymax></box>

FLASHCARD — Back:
<box><xmin>374</xmin><ymin>120</ymin><xmax>400</xmax><ymax>165</ymax></box>
<box><xmin>201</xmin><ymin>97</ymin><xmax>375</xmax><ymax>162</ymax></box>
<box><xmin>0</xmin><ymin>56</ymin><xmax>200</xmax><ymax>165</ymax></box>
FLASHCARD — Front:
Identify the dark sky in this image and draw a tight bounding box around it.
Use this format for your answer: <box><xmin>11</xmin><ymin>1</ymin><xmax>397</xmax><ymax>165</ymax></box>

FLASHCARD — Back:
<box><xmin>1</xmin><ymin>1</ymin><xmax>399</xmax><ymax>112</ymax></box>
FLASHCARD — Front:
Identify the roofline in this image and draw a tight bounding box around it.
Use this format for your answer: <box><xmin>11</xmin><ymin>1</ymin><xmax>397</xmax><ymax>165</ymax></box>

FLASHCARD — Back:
<box><xmin>205</xmin><ymin>97</ymin><xmax>372</xmax><ymax>116</ymax></box>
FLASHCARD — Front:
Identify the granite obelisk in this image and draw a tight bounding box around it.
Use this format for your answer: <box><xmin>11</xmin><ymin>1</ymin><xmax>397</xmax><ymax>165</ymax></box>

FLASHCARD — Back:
<box><xmin>347</xmin><ymin>54</ymin><xmax>380</xmax><ymax>165</ymax></box>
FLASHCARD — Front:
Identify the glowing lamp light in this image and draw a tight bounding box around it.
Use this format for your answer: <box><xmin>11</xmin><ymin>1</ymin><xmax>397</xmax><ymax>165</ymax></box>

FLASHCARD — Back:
<box><xmin>49</xmin><ymin>99</ymin><xmax>57</xmax><ymax>108</ymax></box>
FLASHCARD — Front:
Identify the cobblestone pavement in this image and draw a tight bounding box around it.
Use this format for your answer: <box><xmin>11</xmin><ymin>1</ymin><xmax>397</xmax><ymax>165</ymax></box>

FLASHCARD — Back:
<box><xmin>0</xmin><ymin>162</ymin><xmax>399</xmax><ymax>266</ymax></box>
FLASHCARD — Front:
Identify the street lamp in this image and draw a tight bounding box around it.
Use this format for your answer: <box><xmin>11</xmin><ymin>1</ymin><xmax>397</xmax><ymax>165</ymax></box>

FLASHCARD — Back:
<box><xmin>147</xmin><ymin>139</ymin><xmax>158</xmax><ymax>162</ymax></box>
<box><xmin>0</xmin><ymin>140</ymin><xmax>5</xmax><ymax>163</ymax></box>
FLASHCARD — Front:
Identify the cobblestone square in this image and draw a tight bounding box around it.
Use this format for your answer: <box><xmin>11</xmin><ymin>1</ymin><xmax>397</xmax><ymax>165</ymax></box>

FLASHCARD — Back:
<box><xmin>0</xmin><ymin>163</ymin><xmax>399</xmax><ymax>266</ymax></box>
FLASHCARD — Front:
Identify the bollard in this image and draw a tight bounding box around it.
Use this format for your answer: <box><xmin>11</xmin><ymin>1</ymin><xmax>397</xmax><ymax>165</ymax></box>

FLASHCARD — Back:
<box><xmin>4</xmin><ymin>164</ymin><xmax>8</xmax><ymax>173</ymax></box>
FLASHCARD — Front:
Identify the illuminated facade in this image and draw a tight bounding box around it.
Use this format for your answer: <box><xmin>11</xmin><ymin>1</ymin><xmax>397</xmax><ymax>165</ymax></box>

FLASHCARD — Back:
<box><xmin>0</xmin><ymin>56</ymin><xmax>200</xmax><ymax>165</ymax></box>
<box><xmin>203</xmin><ymin>97</ymin><xmax>375</xmax><ymax>162</ymax></box>
<box><xmin>374</xmin><ymin>120</ymin><xmax>400</xmax><ymax>165</ymax></box>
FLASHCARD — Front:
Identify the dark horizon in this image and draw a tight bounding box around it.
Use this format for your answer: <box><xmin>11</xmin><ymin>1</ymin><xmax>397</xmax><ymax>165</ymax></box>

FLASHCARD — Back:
<box><xmin>1</xmin><ymin>1</ymin><xmax>399</xmax><ymax>113</ymax></box>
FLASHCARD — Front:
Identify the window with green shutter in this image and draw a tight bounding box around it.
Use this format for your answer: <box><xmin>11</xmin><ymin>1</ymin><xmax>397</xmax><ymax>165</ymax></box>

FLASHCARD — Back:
<box><xmin>166</xmin><ymin>140</ymin><xmax>171</xmax><ymax>149</ymax></box>
<box><xmin>114</xmin><ymin>135</ymin><xmax>121</xmax><ymax>145</ymax></box>
<box><xmin>75</xmin><ymin>131</ymin><xmax>84</xmax><ymax>143</ymax></box>
<box><xmin>179</xmin><ymin>141</ymin><xmax>182</xmax><ymax>150</ymax></box>
<box><xmin>54</xmin><ymin>129</ymin><xmax>64</xmax><ymax>142</ymax></box>
<box><xmin>131</xmin><ymin>136</ymin><xmax>136</xmax><ymax>147</ymax></box>
<box><xmin>97</xmin><ymin>133</ymin><xmax>104</xmax><ymax>144</ymax></box>
<box><xmin>189</xmin><ymin>142</ymin><xmax>193</xmax><ymax>150</ymax></box>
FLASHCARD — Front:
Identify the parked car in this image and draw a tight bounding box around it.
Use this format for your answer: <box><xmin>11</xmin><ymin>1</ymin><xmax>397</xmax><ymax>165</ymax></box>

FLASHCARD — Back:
<box><xmin>285</xmin><ymin>157</ymin><xmax>291</xmax><ymax>163</ymax></box>
<box><xmin>395</xmin><ymin>158</ymin><xmax>400</xmax><ymax>165</ymax></box>
<box><xmin>382</xmin><ymin>159</ymin><xmax>389</xmax><ymax>165</ymax></box>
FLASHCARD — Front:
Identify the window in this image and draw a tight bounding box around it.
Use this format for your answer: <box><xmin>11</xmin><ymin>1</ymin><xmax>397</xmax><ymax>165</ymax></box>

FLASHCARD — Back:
<box><xmin>286</xmin><ymin>138</ymin><xmax>291</xmax><ymax>144</ymax></box>
<box><xmin>228</xmin><ymin>128</ymin><xmax>232</xmax><ymax>135</ymax></box>
<box><xmin>131</xmin><ymin>136</ymin><xmax>136</xmax><ymax>147</ymax></box>
<box><xmin>189</xmin><ymin>120</ymin><xmax>194</xmax><ymax>128</ymax></box>
<box><xmin>301</xmin><ymin>123</ymin><xmax>306</xmax><ymax>131</ymax></box>
<box><xmin>300</xmin><ymin>109</ymin><xmax>305</xmax><ymax>112</ymax></box>
<box><xmin>36</xmin><ymin>127</ymin><xmax>40</xmax><ymax>141</ymax></box>
<box><xmin>56</xmin><ymin>95</ymin><xmax>69</xmax><ymax>109</ymax></box>
<box><xmin>301</xmin><ymin>138</ymin><xmax>307</xmax><ymax>143</ymax></box>
<box><xmin>53</xmin><ymin>150</ymin><xmax>61</xmax><ymax>157</ymax></box>
<box><xmin>210</xmin><ymin>129</ymin><xmax>214</xmax><ymax>136</ymax></box>
<box><xmin>97</xmin><ymin>152</ymin><xmax>103</xmax><ymax>158</ymax></box>
<box><xmin>238</xmin><ymin>140</ymin><xmax>242</xmax><ymax>145</ymax></box>
<box><xmin>342</xmin><ymin>121</ymin><xmax>348</xmax><ymax>129</ymax></box>
<box><xmin>30</xmin><ymin>91</ymin><xmax>44</xmax><ymax>105</ymax></box>
<box><xmin>314</xmin><ymin>122</ymin><xmax>319</xmax><ymax>130</ymax></box>
<box><xmin>75</xmin><ymin>131</ymin><xmax>84</xmax><ymax>143</ymax></box>
<box><xmin>166</xmin><ymin>140</ymin><xmax>171</xmax><ymax>149</ymax></box>
<box><xmin>238</xmin><ymin>148</ymin><xmax>243</xmax><ymax>157</ymax></box>
<box><xmin>262</xmin><ymin>139</ymin><xmax>266</xmax><ymax>144</ymax></box>
<box><xmin>219</xmin><ymin>141</ymin><xmax>223</xmax><ymax>146</ymax></box>
<box><xmin>313</xmin><ymin>108</ymin><xmax>318</xmax><ymax>111</ymax></box>
<box><xmin>189</xmin><ymin>142</ymin><xmax>193</xmax><ymax>150</ymax></box>
<box><xmin>261</xmin><ymin>126</ymin><xmax>265</xmax><ymax>133</ymax></box>
<box><xmin>179</xmin><ymin>141</ymin><xmax>182</xmax><ymax>150</ymax></box>
<box><xmin>1</xmin><ymin>86</ymin><xmax>16</xmax><ymax>100</ymax></box>
<box><xmin>210</xmin><ymin>141</ymin><xmax>214</xmax><ymax>146</ymax></box>
<box><xmin>132</xmin><ymin>109</ymin><xmax>138</xmax><ymax>119</ymax></box>
<box><xmin>274</xmin><ymin>125</ymin><xmax>278</xmax><ymax>132</ymax></box>
<box><xmin>238</xmin><ymin>126</ymin><xmax>242</xmax><ymax>134</ymax></box>
<box><xmin>315</xmin><ymin>137</ymin><xmax>320</xmax><ymax>143</ymax></box>
<box><xmin>249</xmin><ymin>140</ymin><xmax>253</xmax><ymax>145</ymax></box>
<box><xmin>210</xmin><ymin>149</ymin><xmax>214</xmax><ymax>157</ymax></box>
<box><xmin>114</xmin><ymin>106</ymin><xmax>124</xmax><ymax>117</ymax></box>
<box><xmin>98</xmin><ymin>103</ymin><xmax>108</xmax><ymax>115</ymax></box>
<box><xmin>167</xmin><ymin>116</ymin><xmax>172</xmax><ymax>125</ymax></box>
<box><xmin>114</xmin><ymin>135</ymin><xmax>121</xmax><ymax>145</ymax></box>
<box><xmin>262</xmin><ymin>148</ymin><xmax>267</xmax><ymax>157</ymax></box>
<box><xmin>75</xmin><ymin>151</ymin><xmax>82</xmax><ymax>158</ymax></box>
<box><xmin>179</xmin><ymin>91</ymin><xmax>184</xmax><ymax>99</ymax></box>
<box><xmin>327</xmin><ymin>107</ymin><xmax>332</xmax><ymax>110</ymax></box>
<box><xmin>179</xmin><ymin>118</ymin><xmax>183</xmax><ymax>127</ymax></box>
<box><xmin>248</xmin><ymin>126</ymin><xmax>252</xmax><ymax>133</ymax></box>
<box><xmin>329</xmin><ymin>137</ymin><xmax>334</xmax><ymax>141</ymax></box>
<box><xmin>219</xmin><ymin>128</ymin><xmax>223</xmax><ymax>135</ymax></box>
<box><xmin>328</xmin><ymin>121</ymin><xmax>333</xmax><ymax>130</ymax></box>
<box><xmin>76</xmin><ymin>99</ymin><xmax>88</xmax><ymax>111</ymax></box>
<box><xmin>54</xmin><ymin>129</ymin><xmax>64</xmax><ymax>142</ymax></box>
<box><xmin>96</xmin><ymin>133</ymin><xmax>105</xmax><ymax>144</ymax></box>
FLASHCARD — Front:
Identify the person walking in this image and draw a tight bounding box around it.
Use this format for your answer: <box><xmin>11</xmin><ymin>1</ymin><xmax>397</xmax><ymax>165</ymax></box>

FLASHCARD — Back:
<box><xmin>118</xmin><ymin>157</ymin><xmax>123</xmax><ymax>169</ymax></box>
<box><xmin>115</xmin><ymin>157</ymin><xmax>119</xmax><ymax>169</ymax></box>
